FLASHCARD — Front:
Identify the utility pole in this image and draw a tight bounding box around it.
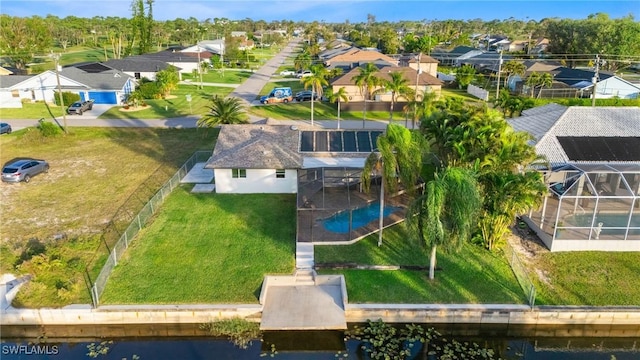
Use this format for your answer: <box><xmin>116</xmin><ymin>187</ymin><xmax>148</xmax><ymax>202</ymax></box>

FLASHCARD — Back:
<box><xmin>414</xmin><ymin>52</ymin><xmax>422</xmax><ymax>129</ymax></box>
<box><xmin>50</xmin><ymin>52</ymin><xmax>68</xmax><ymax>134</ymax></box>
<box><xmin>196</xmin><ymin>43</ymin><xmax>203</xmax><ymax>89</ymax></box>
<box><xmin>495</xmin><ymin>50</ymin><xmax>504</xmax><ymax>99</ymax></box>
<box><xmin>591</xmin><ymin>54</ymin><xmax>600</xmax><ymax>107</ymax></box>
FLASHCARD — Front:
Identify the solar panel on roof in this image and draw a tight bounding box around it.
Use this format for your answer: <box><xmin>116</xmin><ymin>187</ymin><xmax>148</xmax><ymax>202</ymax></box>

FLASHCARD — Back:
<box><xmin>329</xmin><ymin>132</ymin><xmax>343</xmax><ymax>152</ymax></box>
<box><xmin>343</xmin><ymin>131</ymin><xmax>357</xmax><ymax>152</ymax></box>
<box><xmin>356</xmin><ymin>131</ymin><xmax>372</xmax><ymax>152</ymax></box>
<box><xmin>300</xmin><ymin>131</ymin><xmax>314</xmax><ymax>152</ymax></box>
<box><xmin>315</xmin><ymin>131</ymin><xmax>329</xmax><ymax>152</ymax></box>
<box><xmin>558</xmin><ymin>137</ymin><xmax>640</xmax><ymax>162</ymax></box>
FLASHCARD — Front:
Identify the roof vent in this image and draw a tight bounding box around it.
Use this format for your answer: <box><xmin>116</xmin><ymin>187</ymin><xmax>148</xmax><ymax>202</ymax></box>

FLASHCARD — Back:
<box><xmin>290</xmin><ymin>125</ymin><xmax>298</xmax><ymax>130</ymax></box>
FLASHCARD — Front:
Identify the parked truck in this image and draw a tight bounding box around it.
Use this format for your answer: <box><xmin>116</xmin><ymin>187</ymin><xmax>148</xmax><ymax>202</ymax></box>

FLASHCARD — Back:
<box><xmin>260</xmin><ymin>87</ymin><xmax>293</xmax><ymax>104</ymax></box>
<box><xmin>67</xmin><ymin>99</ymin><xmax>94</xmax><ymax>115</ymax></box>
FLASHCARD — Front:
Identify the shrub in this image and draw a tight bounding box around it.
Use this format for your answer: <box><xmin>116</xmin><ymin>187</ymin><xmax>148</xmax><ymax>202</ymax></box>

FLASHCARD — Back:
<box><xmin>53</xmin><ymin>91</ymin><xmax>80</xmax><ymax>107</ymax></box>
<box><xmin>37</xmin><ymin>119</ymin><xmax>63</xmax><ymax>137</ymax></box>
<box><xmin>135</xmin><ymin>82</ymin><xmax>163</xmax><ymax>99</ymax></box>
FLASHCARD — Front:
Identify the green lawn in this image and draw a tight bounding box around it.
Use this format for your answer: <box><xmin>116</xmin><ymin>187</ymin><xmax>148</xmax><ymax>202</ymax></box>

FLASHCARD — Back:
<box><xmin>0</xmin><ymin>101</ymin><xmax>67</xmax><ymax>120</ymax></box>
<box><xmin>100</xmin><ymin>190</ymin><xmax>296</xmax><ymax>304</ymax></box>
<box><xmin>98</xmin><ymin>85</ymin><xmax>234</xmax><ymax>119</ymax></box>
<box><xmin>1</xmin><ymin>127</ymin><xmax>217</xmax><ymax>307</ymax></box>
<box><xmin>530</xmin><ymin>251</ymin><xmax>640</xmax><ymax>306</ymax></box>
<box><xmin>182</xmin><ymin>69</ymin><xmax>252</xmax><ymax>84</ymax></box>
<box><xmin>315</xmin><ymin>227</ymin><xmax>527</xmax><ymax>304</ymax></box>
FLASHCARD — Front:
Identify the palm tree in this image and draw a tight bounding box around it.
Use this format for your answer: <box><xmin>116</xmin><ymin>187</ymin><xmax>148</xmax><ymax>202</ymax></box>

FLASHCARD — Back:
<box><xmin>325</xmin><ymin>86</ymin><xmax>349</xmax><ymax>129</ymax></box>
<box><xmin>380</xmin><ymin>71</ymin><xmax>413</xmax><ymax>124</ymax></box>
<box><xmin>353</xmin><ymin>62</ymin><xmax>381</xmax><ymax>128</ymax></box>
<box><xmin>293</xmin><ymin>51</ymin><xmax>312</xmax><ymax>72</ymax></box>
<box><xmin>403</xmin><ymin>90</ymin><xmax>438</xmax><ymax>130</ymax></box>
<box><xmin>525</xmin><ymin>72</ymin><xmax>541</xmax><ymax>97</ymax></box>
<box><xmin>536</xmin><ymin>73</ymin><xmax>553</xmax><ymax>98</ymax></box>
<box><xmin>502</xmin><ymin>60</ymin><xmax>526</xmax><ymax>87</ymax></box>
<box><xmin>300</xmin><ymin>64</ymin><xmax>329</xmax><ymax>127</ymax></box>
<box><xmin>197</xmin><ymin>96</ymin><xmax>247</xmax><ymax>128</ymax></box>
<box><xmin>362</xmin><ymin>124</ymin><xmax>424</xmax><ymax>246</ymax></box>
<box><xmin>406</xmin><ymin>167</ymin><xmax>481</xmax><ymax>280</ymax></box>
<box><xmin>455</xmin><ymin>64</ymin><xmax>476</xmax><ymax>89</ymax></box>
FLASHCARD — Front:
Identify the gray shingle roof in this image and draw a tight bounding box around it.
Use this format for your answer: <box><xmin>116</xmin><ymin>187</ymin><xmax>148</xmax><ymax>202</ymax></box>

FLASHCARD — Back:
<box><xmin>60</xmin><ymin>67</ymin><xmax>133</xmax><ymax>90</ymax></box>
<box><xmin>206</xmin><ymin>125</ymin><xmax>303</xmax><ymax>169</ymax></box>
<box><xmin>0</xmin><ymin>75</ymin><xmax>33</xmax><ymax>88</ymax></box>
<box><xmin>509</xmin><ymin>106</ymin><xmax>640</xmax><ymax>164</ymax></box>
<box><xmin>103</xmin><ymin>58</ymin><xmax>173</xmax><ymax>72</ymax></box>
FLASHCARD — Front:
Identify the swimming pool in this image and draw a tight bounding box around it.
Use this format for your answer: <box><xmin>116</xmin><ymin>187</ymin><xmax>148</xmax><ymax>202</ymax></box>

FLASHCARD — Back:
<box><xmin>565</xmin><ymin>213</ymin><xmax>640</xmax><ymax>228</ymax></box>
<box><xmin>322</xmin><ymin>202</ymin><xmax>400</xmax><ymax>233</ymax></box>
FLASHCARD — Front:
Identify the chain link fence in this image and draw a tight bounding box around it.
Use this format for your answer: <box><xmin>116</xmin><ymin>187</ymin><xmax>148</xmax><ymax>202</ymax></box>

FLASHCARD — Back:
<box><xmin>504</xmin><ymin>241</ymin><xmax>537</xmax><ymax>307</ymax></box>
<box><xmin>85</xmin><ymin>151</ymin><xmax>212</xmax><ymax>307</ymax></box>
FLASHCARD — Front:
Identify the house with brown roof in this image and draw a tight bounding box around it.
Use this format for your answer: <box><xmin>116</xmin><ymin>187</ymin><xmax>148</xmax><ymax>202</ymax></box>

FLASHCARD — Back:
<box><xmin>329</xmin><ymin>65</ymin><xmax>442</xmax><ymax>103</ymax></box>
<box><xmin>323</xmin><ymin>48</ymin><xmax>398</xmax><ymax>70</ymax></box>
<box><xmin>398</xmin><ymin>53</ymin><xmax>439</xmax><ymax>77</ymax></box>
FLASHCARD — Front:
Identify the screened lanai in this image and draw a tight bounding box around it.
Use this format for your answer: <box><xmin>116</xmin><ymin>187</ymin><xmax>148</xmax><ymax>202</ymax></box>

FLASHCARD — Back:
<box><xmin>526</xmin><ymin>164</ymin><xmax>640</xmax><ymax>252</ymax></box>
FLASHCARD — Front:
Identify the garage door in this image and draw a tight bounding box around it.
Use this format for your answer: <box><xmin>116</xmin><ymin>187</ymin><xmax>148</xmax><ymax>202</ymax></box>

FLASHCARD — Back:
<box><xmin>88</xmin><ymin>92</ymin><xmax>117</xmax><ymax>104</ymax></box>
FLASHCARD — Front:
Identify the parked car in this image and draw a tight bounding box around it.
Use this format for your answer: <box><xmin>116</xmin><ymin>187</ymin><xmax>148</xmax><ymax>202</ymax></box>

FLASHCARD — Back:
<box><xmin>260</xmin><ymin>87</ymin><xmax>294</xmax><ymax>104</ymax></box>
<box><xmin>279</xmin><ymin>70</ymin><xmax>296</xmax><ymax>76</ymax></box>
<box><xmin>0</xmin><ymin>122</ymin><xmax>11</xmax><ymax>134</ymax></box>
<box><xmin>296</xmin><ymin>70</ymin><xmax>312</xmax><ymax>78</ymax></box>
<box><xmin>295</xmin><ymin>90</ymin><xmax>318</xmax><ymax>102</ymax></box>
<box><xmin>67</xmin><ymin>99</ymin><xmax>94</xmax><ymax>115</ymax></box>
<box><xmin>2</xmin><ymin>158</ymin><xmax>49</xmax><ymax>183</ymax></box>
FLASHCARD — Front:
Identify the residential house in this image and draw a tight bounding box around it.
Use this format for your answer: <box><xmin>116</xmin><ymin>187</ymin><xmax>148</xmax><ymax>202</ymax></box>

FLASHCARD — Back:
<box><xmin>509</xmin><ymin>63</ymin><xmax>640</xmax><ymax>99</ymax></box>
<box><xmin>430</xmin><ymin>46</ymin><xmax>481</xmax><ymax>66</ymax></box>
<box><xmin>0</xmin><ymin>65</ymin><xmax>134</xmax><ymax>107</ymax></box>
<box><xmin>0</xmin><ymin>66</ymin><xmax>14</xmax><ymax>76</ymax></box>
<box><xmin>102</xmin><ymin>58</ymin><xmax>175</xmax><ymax>81</ymax></box>
<box><xmin>205</xmin><ymin>124</ymin><xmax>409</xmax><ymax>243</ymax></box>
<box><xmin>181</xmin><ymin>40</ymin><xmax>225</xmax><ymax>55</ymax></box>
<box><xmin>139</xmin><ymin>49</ymin><xmax>212</xmax><ymax>75</ymax></box>
<box><xmin>509</xmin><ymin>104</ymin><xmax>640</xmax><ymax>252</ymax></box>
<box><xmin>329</xmin><ymin>65</ymin><xmax>442</xmax><ymax>108</ymax></box>
<box><xmin>322</xmin><ymin>48</ymin><xmax>398</xmax><ymax>71</ymax></box>
<box><xmin>398</xmin><ymin>53</ymin><xmax>439</xmax><ymax>77</ymax></box>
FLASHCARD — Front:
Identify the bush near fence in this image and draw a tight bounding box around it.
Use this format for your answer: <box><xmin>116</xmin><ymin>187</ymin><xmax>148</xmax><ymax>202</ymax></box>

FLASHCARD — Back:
<box><xmin>85</xmin><ymin>151</ymin><xmax>212</xmax><ymax>307</ymax></box>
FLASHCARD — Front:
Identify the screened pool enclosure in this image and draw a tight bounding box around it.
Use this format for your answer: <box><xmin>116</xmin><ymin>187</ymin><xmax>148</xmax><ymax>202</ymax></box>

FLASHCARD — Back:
<box><xmin>526</xmin><ymin>164</ymin><xmax>640</xmax><ymax>252</ymax></box>
<box><xmin>296</xmin><ymin>167</ymin><xmax>411</xmax><ymax>244</ymax></box>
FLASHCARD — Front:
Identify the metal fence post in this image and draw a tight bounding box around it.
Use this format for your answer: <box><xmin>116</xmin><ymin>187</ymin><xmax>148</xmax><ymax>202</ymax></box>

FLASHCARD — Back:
<box><xmin>112</xmin><ymin>248</ymin><xmax>117</xmax><ymax>266</ymax></box>
<box><xmin>92</xmin><ymin>284</ymin><xmax>100</xmax><ymax>308</ymax></box>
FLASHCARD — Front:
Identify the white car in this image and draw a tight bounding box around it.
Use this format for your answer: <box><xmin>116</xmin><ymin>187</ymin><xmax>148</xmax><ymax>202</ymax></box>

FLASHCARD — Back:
<box><xmin>279</xmin><ymin>70</ymin><xmax>296</xmax><ymax>76</ymax></box>
<box><xmin>296</xmin><ymin>70</ymin><xmax>313</xmax><ymax>78</ymax></box>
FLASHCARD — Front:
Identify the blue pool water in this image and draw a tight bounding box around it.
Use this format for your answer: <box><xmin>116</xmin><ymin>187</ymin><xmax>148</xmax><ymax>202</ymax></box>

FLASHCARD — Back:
<box><xmin>322</xmin><ymin>202</ymin><xmax>399</xmax><ymax>233</ymax></box>
<box><xmin>567</xmin><ymin>213</ymin><xmax>640</xmax><ymax>228</ymax></box>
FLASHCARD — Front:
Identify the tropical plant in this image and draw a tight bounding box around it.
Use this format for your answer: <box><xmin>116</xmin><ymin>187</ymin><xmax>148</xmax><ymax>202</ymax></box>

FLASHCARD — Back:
<box><xmin>536</xmin><ymin>72</ymin><xmax>553</xmax><ymax>98</ymax></box>
<box><xmin>300</xmin><ymin>64</ymin><xmax>329</xmax><ymax>127</ymax></box>
<box><xmin>197</xmin><ymin>96</ymin><xmax>247</xmax><ymax>128</ymax></box>
<box><xmin>293</xmin><ymin>51</ymin><xmax>312</xmax><ymax>72</ymax></box>
<box><xmin>406</xmin><ymin>167</ymin><xmax>481</xmax><ymax>279</ymax></box>
<box><xmin>325</xmin><ymin>86</ymin><xmax>349</xmax><ymax>129</ymax></box>
<box><xmin>353</xmin><ymin>62</ymin><xmax>381</xmax><ymax>128</ymax></box>
<box><xmin>501</xmin><ymin>60</ymin><xmax>526</xmax><ymax>87</ymax></box>
<box><xmin>155</xmin><ymin>65</ymin><xmax>180</xmax><ymax>97</ymax></box>
<box><xmin>362</xmin><ymin>124</ymin><xmax>424</xmax><ymax>246</ymax></box>
<box><xmin>200</xmin><ymin>318</ymin><xmax>261</xmax><ymax>349</ymax></box>
<box><xmin>379</xmin><ymin>71</ymin><xmax>414</xmax><ymax>124</ymax></box>
<box><xmin>455</xmin><ymin>64</ymin><xmax>476</xmax><ymax>89</ymax></box>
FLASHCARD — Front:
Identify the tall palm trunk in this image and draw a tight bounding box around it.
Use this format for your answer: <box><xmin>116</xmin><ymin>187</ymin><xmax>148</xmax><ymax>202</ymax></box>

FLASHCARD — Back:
<box><xmin>362</xmin><ymin>86</ymin><xmax>368</xmax><ymax>129</ymax></box>
<box><xmin>337</xmin><ymin>100</ymin><xmax>341</xmax><ymax>129</ymax></box>
<box><xmin>429</xmin><ymin>245</ymin><xmax>437</xmax><ymax>280</ymax></box>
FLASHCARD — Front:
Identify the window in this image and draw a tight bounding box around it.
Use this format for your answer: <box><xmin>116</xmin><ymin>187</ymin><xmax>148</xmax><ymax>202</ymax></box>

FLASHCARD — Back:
<box><xmin>232</xmin><ymin>169</ymin><xmax>246</xmax><ymax>178</ymax></box>
<box><xmin>134</xmin><ymin>72</ymin><xmax>141</xmax><ymax>79</ymax></box>
<box><xmin>276</xmin><ymin>169</ymin><xmax>285</xmax><ymax>179</ymax></box>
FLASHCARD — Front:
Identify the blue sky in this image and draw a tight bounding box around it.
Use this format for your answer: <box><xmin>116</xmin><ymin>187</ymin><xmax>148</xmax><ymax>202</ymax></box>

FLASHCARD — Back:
<box><xmin>2</xmin><ymin>0</ymin><xmax>638</xmax><ymax>22</ymax></box>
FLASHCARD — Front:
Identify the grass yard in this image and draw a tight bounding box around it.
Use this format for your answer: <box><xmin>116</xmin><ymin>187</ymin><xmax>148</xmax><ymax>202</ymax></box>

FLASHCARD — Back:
<box><xmin>525</xmin><ymin>248</ymin><xmax>640</xmax><ymax>306</ymax></box>
<box><xmin>0</xmin><ymin>101</ymin><xmax>69</xmax><ymax>120</ymax></box>
<box><xmin>98</xmin><ymin>85</ymin><xmax>234</xmax><ymax>120</ymax></box>
<box><xmin>182</xmin><ymin>69</ymin><xmax>252</xmax><ymax>84</ymax></box>
<box><xmin>100</xmin><ymin>189</ymin><xmax>296</xmax><ymax>304</ymax></box>
<box><xmin>315</xmin><ymin>226</ymin><xmax>527</xmax><ymax>304</ymax></box>
<box><xmin>0</xmin><ymin>127</ymin><xmax>217</xmax><ymax>307</ymax></box>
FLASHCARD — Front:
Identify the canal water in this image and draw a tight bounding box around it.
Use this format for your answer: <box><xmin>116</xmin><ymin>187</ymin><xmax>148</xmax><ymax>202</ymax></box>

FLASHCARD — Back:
<box><xmin>2</xmin><ymin>324</ymin><xmax>639</xmax><ymax>359</ymax></box>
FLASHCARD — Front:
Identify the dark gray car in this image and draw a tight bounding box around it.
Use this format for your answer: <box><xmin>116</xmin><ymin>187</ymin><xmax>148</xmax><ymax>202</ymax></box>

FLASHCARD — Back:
<box><xmin>0</xmin><ymin>122</ymin><xmax>11</xmax><ymax>134</ymax></box>
<box><xmin>2</xmin><ymin>159</ymin><xmax>50</xmax><ymax>183</ymax></box>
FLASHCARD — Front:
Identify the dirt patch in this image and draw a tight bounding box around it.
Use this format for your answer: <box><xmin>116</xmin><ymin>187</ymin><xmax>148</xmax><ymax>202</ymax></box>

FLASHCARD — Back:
<box><xmin>507</xmin><ymin>220</ymin><xmax>551</xmax><ymax>285</ymax></box>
